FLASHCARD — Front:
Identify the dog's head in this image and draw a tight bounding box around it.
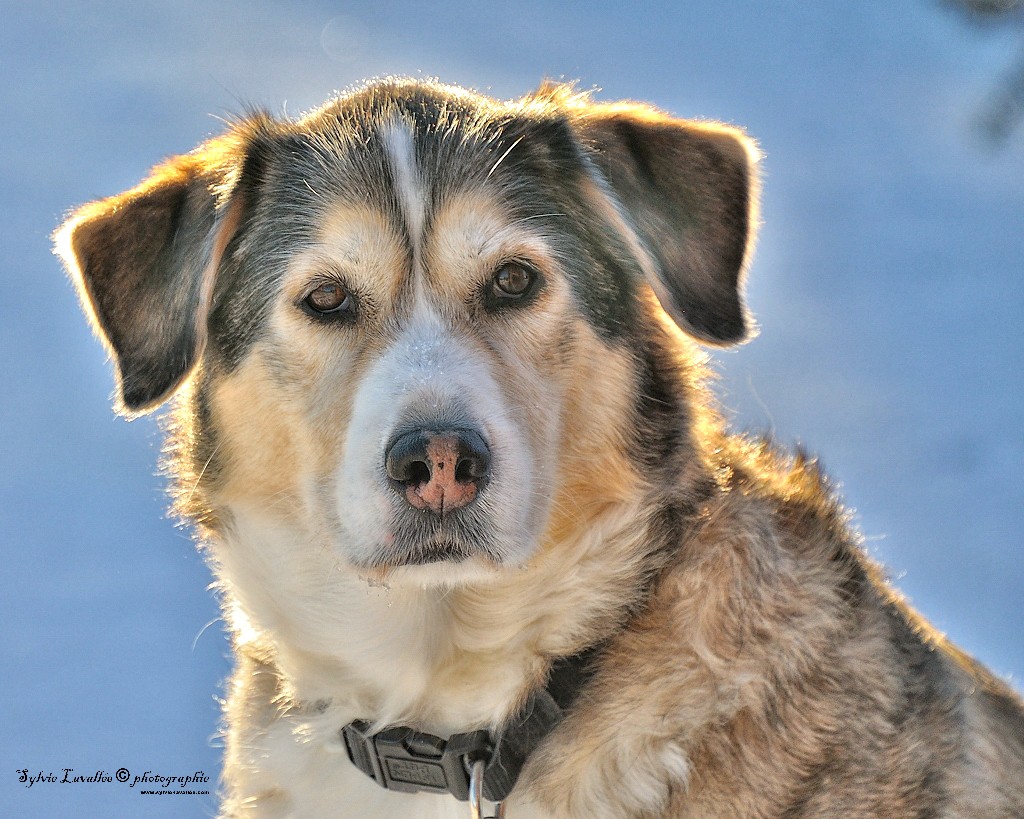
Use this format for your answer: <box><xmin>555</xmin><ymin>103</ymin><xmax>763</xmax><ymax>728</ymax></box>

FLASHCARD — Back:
<box><xmin>56</xmin><ymin>80</ymin><xmax>758</xmax><ymax>588</ymax></box>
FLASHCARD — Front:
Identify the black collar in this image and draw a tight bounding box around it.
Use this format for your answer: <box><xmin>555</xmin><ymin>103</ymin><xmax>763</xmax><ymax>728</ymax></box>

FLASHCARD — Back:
<box><xmin>341</xmin><ymin>643</ymin><xmax>603</xmax><ymax>804</ymax></box>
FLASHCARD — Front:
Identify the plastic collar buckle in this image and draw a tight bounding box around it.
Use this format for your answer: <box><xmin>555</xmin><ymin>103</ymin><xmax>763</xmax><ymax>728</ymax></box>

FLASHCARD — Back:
<box><xmin>341</xmin><ymin>720</ymin><xmax>493</xmax><ymax>801</ymax></box>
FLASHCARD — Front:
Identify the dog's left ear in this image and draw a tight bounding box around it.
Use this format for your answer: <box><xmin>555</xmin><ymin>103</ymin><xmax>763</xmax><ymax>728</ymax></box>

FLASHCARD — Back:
<box><xmin>576</xmin><ymin>102</ymin><xmax>760</xmax><ymax>344</ymax></box>
<box><xmin>54</xmin><ymin>134</ymin><xmax>254</xmax><ymax>415</ymax></box>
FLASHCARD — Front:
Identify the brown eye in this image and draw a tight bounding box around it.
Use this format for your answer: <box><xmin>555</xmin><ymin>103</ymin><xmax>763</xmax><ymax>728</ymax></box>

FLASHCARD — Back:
<box><xmin>303</xmin><ymin>282</ymin><xmax>353</xmax><ymax>317</ymax></box>
<box><xmin>492</xmin><ymin>263</ymin><xmax>534</xmax><ymax>298</ymax></box>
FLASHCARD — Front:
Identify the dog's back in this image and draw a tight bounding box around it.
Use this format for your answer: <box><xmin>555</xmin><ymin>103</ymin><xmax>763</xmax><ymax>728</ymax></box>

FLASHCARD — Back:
<box><xmin>622</xmin><ymin>442</ymin><xmax>1024</xmax><ymax>818</ymax></box>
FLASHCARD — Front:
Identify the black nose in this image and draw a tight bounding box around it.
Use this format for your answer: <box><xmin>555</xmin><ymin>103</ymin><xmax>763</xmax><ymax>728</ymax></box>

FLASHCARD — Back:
<box><xmin>385</xmin><ymin>428</ymin><xmax>491</xmax><ymax>515</ymax></box>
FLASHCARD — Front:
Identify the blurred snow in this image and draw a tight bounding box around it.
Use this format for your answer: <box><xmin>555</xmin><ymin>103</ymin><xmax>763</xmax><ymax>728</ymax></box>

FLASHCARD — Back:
<box><xmin>1</xmin><ymin>1</ymin><xmax>1021</xmax><ymax>815</ymax></box>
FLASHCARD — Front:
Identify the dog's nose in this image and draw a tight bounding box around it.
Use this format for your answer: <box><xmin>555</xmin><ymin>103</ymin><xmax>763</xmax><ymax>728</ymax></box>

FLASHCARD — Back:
<box><xmin>385</xmin><ymin>428</ymin><xmax>491</xmax><ymax>515</ymax></box>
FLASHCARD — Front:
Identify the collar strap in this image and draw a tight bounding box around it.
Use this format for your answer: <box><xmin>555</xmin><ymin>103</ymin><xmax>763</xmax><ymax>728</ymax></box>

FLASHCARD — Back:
<box><xmin>341</xmin><ymin>645</ymin><xmax>601</xmax><ymax>803</ymax></box>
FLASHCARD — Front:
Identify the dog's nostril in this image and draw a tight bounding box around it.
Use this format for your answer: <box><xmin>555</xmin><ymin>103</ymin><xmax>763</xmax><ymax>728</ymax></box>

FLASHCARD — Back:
<box><xmin>406</xmin><ymin>460</ymin><xmax>431</xmax><ymax>486</ymax></box>
<box><xmin>454</xmin><ymin>458</ymin><xmax>476</xmax><ymax>483</ymax></box>
<box><xmin>454</xmin><ymin>432</ymin><xmax>490</xmax><ymax>482</ymax></box>
<box><xmin>385</xmin><ymin>435</ymin><xmax>431</xmax><ymax>485</ymax></box>
<box><xmin>384</xmin><ymin>433</ymin><xmax>430</xmax><ymax>487</ymax></box>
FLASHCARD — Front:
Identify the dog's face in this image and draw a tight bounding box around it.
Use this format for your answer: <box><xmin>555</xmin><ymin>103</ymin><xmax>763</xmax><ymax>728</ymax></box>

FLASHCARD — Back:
<box><xmin>222</xmin><ymin>121</ymin><xmax>582</xmax><ymax>583</ymax></box>
<box><xmin>56</xmin><ymin>80</ymin><xmax>758</xmax><ymax>590</ymax></box>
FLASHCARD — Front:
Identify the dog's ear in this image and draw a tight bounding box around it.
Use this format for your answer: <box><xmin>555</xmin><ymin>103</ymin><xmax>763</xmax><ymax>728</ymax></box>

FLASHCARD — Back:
<box><xmin>54</xmin><ymin>132</ymin><xmax>258</xmax><ymax>415</ymax></box>
<box><xmin>575</xmin><ymin>101</ymin><xmax>760</xmax><ymax>344</ymax></box>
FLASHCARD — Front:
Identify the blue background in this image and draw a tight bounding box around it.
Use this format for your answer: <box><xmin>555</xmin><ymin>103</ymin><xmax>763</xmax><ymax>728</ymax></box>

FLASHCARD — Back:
<box><xmin>2</xmin><ymin>2</ymin><xmax>1022</xmax><ymax>816</ymax></box>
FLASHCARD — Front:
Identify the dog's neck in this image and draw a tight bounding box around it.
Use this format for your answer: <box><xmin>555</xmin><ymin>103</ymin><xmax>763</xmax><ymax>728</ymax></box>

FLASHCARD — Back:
<box><xmin>209</xmin><ymin>480</ymin><xmax>670</xmax><ymax>738</ymax></box>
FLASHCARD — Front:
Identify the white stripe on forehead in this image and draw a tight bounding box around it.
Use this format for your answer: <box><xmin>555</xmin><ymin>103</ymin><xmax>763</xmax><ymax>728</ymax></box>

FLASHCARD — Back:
<box><xmin>380</xmin><ymin>119</ymin><xmax>425</xmax><ymax>264</ymax></box>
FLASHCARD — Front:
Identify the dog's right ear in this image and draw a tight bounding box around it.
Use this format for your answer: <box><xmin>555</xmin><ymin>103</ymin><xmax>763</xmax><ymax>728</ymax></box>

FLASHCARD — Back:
<box><xmin>54</xmin><ymin>129</ymin><xmax>262</xmax><ymax>416</ymax></box>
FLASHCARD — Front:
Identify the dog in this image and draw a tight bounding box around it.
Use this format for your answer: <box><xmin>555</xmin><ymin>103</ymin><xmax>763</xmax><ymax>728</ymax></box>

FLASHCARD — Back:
<box><xmin>55</xmin><ymin>79</ymin><xmax>1024</xmax><ymax>818</ymax></box>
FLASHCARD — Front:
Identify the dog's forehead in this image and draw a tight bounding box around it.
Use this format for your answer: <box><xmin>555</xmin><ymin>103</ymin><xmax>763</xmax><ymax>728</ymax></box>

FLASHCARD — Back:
<box><xmin>270</xmin><ymin>87</ymin><xmax>575</xmax><ymax>289</ymax></box>
<box><xmin>288</xmin><ymin>83</ymin><xmax>567</xmax><ymax>235</ymax></box>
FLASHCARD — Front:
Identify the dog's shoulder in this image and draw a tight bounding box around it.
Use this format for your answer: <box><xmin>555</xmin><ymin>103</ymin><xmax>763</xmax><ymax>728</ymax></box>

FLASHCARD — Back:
<box><xmin>531</xmin><ymin>435</ymin><xmax>1024</xmax><ymax>817</ymax></box>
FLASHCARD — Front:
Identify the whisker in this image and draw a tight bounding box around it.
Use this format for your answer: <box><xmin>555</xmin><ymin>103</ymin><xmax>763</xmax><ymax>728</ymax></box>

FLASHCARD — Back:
<box><xmin>185</xmin><ymin>443</ymin><xmax>222</xmax><ymax>506</ymax></box>
<box><xmin>485</xmin><ymin>135</ymin><xmax>525</xmax><ymax>180</ymax></box>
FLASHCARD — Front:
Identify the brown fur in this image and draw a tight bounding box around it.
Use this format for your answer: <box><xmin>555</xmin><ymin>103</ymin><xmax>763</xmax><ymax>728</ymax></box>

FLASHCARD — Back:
<box><xmin>56</xmin><ymin>79</ymin><xmax>1024</xmax><ymax>818</ymax></box>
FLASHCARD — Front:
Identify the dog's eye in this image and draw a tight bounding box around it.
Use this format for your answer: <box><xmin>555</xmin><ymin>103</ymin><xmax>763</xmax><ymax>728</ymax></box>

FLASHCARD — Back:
<box><xmin>302</xmin><ymin>282</ymin><xmax>354</xmax><ymax>317</ymax></box>
<box><xmin>493</xmin><ymin>263</ymin><xmax>533</xmax><ymax>297</ymax></box>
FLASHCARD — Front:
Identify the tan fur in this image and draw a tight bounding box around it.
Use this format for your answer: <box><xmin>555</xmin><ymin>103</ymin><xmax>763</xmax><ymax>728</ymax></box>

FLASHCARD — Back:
<box><xmin>57</xmin><ymin>79</ymin><xmax>1023</xmax><ymax>818</ymax></box>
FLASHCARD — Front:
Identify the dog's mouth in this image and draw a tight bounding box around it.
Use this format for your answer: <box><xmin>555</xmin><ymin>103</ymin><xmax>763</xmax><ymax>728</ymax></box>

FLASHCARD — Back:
<box><xmin>392</xmin><ymin>539</ymin><xmax>475</xmax><ymax>566</ymax></box>
<box><xmin>360</xmin><ymin>502</ymin><xmax>502</xmax><ymax>569</ymax></box>
<box><xmin>358</xmin><ymin>535</ymin><xmax>505</xmax><ymax>587</ymax></box>
<box><xmin>363</xmin><ymin>531</ymin><xmax>503</xmax><ymax>572</ymax></box>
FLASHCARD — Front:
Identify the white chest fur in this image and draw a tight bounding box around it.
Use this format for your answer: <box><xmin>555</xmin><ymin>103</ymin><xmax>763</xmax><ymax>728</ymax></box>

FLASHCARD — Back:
<box><xmin>213</xmin><ymin>505</ymin><xmax>566</xmax><ymax>816</ymax></box>
<box><xmin>213</xmin><ymin>497</ymin><xmax>656</xmax><ymax>818</ymax></box>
